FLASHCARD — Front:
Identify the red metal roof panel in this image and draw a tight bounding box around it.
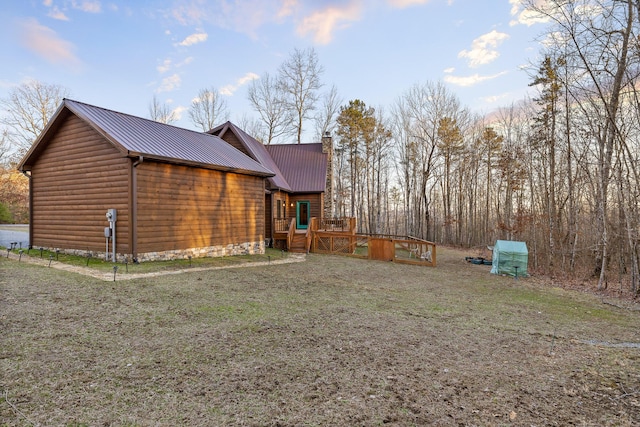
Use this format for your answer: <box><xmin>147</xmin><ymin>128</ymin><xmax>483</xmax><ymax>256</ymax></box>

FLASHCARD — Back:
<box><xmin>266</xmin><ymin>143</ymin><xmax>327</xmax><ymax>193</ymax></box>
<box><xmin>63</xmin><ymin>99</ymin><xmax>275</xmax><ymax>177</ymax></box>
<box><xmin>209</xmin><ymin>121</ymin><xmax>293</xmax><ymax>191</ymax></box>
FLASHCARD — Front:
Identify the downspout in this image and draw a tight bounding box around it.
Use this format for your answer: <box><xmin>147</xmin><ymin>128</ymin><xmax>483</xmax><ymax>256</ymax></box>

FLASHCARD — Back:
<box><xmin>21</xmin><ymin>170</ymin><xmax>33</xmax><ymax>249</ymax></box>
<box><xmin>131</xmin><ymin>156</ymin><xmax>143</xmax><ymax>261</ymax></box>
<box><xmin>133</xmin><ymin>155</ymin><xmax>144</xmax><ymax>168</ymax></box>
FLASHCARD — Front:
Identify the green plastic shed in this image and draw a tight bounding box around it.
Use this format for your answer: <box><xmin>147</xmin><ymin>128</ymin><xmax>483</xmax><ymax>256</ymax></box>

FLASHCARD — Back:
<box><xmin>490</xmin><ymin>240</ymin><xmax>528</xmax><ymax>277</ymax></box>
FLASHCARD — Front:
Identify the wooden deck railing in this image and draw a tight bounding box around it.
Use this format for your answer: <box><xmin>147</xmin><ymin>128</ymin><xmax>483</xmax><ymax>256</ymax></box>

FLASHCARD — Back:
<box><xmin>315</xmin><ymin>217</ymin><xmax>356</xmax><ymax>232</ymax></box>
<box><xmin>305</xmin><ymin>227</ymin><xmax>312</xmax><ymax>253</ymax></box>
<box><xmin>274</xmin><ymin>218</ymin><xmax>290</xmax><ymax>233</ymax></box>
<box><xmin>286</xmin><ymin>218</ymin><xmax>296</xmax><ymax>251</ymax></box>
<box><xmin>310</xmin><ymin>230</ymin><xmax>436</xmax><ymax>267</ymax></box>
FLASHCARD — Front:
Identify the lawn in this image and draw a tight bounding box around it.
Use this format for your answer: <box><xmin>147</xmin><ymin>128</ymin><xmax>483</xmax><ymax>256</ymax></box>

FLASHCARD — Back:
<box><xmin>1</xmin><ymin>247</ymin><xmax>639</xmax><ymax>426</ymax></box>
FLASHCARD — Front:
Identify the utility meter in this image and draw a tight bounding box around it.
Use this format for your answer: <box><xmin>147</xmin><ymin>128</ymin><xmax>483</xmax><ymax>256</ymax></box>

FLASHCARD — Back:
<box><xmin>106</xmin><ymin>209</ymin><xmax>117</xmax><ymax>222</ymax></box>
<box><xmin>105</xmin><ymin>208</ymin><xmax>117</xmax><ymax>262</ymax></box>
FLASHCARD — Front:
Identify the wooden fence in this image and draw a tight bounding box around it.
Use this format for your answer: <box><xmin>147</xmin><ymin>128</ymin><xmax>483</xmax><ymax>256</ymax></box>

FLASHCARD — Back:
<box><xmin>310</xmin><ymin>230</ymin><xmax>436</xmax><ymax>267</ymax></box>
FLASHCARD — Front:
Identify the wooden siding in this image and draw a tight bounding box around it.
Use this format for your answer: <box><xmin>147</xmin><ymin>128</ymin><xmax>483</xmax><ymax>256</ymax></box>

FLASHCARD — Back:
<box><xmin>135</xmin><ymin>162</ymin><xmax>265</xmax><ymax>253</ymax></box>
<box><xmin>219</xmin><ymin>131</ymin><xmax>251</xmax><ymax>158</ymax></box>
<box><xmin>287</xmin><ymin>193</ymin><xmax>323</xmax><ymax>224</ymax></box>
<box><xmin>265</xmin><ymin>193</ymin><xmax>272</xmax><ymax>240</ymax></box>
<box><xmin>30</xmin><ymin>114</ymin><xmax>131</xmax><ymax>253</ymax></box>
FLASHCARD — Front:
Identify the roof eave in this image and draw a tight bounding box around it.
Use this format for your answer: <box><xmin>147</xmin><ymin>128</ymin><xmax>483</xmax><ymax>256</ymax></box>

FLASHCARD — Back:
<box><xmin>127</xmin><ymin>152</ymin><xmax>275</xmax><ymax>178</ymax></box>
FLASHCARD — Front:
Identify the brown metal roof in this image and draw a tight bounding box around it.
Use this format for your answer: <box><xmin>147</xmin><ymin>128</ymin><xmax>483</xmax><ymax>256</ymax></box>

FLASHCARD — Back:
<box><xmin>209</xmin><ymin>121</ymin><xmax>292</xmax><ymax>191</ymax></box>
<box><xmin>19</xmin><ymin>99</ymin><xmax>275</xmax><ymax>178</ymax></box>
<box><xmin>266</xmin><ymin>143</ymin><xmax>327</xmax><ymax>193</ymax></box>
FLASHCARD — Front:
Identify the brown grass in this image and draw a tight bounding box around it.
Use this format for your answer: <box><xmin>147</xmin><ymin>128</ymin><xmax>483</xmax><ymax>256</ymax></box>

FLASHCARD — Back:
<box><xmin>1</xmin><ymin>247</ymin><xmax>639</xmax><ymax>426</ymax></box>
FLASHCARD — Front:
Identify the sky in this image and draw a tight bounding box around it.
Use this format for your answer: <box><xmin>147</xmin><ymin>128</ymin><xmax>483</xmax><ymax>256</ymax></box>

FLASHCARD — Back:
<box><xmin>1</xmin><ymin>0</ymin><xmax>549</xmax><ymax>138</ymax></box>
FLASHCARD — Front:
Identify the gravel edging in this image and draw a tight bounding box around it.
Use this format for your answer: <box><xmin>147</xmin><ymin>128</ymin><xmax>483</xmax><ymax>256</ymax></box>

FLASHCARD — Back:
<box><xmin>4</xmin><ymin>251</ymin><xmax>306</xmax><ymax>281</ymax></box>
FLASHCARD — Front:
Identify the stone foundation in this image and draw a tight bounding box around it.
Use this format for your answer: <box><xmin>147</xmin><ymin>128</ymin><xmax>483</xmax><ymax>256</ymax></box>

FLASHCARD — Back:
<box><xmin>47</xmin><ymin>240</ymin><xmax>265</xmax><ymax>263</ymax></box>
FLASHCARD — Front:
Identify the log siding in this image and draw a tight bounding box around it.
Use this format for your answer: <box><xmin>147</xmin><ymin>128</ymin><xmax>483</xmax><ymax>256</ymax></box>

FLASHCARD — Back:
<box><xmin>287</xmin><ymin>193</ymin><xmax>323</xmax><ymax>224</ymax></box>
<box><xmin>134</xmin><ymin>162</ymin><xmax>265</xmax><ymax>254</ymax></box>
<box><xmin>30</xmin><ymin>114</ymin><xmax>131</xmax><ymax>253</ymax></box>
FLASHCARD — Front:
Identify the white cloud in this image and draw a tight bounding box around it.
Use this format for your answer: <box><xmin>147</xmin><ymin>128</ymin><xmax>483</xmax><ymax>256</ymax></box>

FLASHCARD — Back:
<box><xmin>278</xmin><ymin>0</ymin><xmax>298</xmax><ymax>18</ymax></box>
<box><xmin>482</xmin><ymin>93</ymin><xmax>510</xmax><ymax>104</ymax></box>
<box><xmin>458</xmin><ymin>30</ymin><xmax>509</xmax><ymax>68</ymax></box>
<box><xmin>157</xmin><ymin>73</ymin><xmax>181</xmax><ymax>92</ymax></box>
<box><xmin>177</xmin><ymin>32</ymin><xmax>208</xmax><ymax>47</ymax></box>
<box><xmin>509</xmin><ymin>0</ymin><xmax>549</xmax><ymax>26</ymax></box>
<box><xmin>387</xmin><ymin>0</ymin><xmax>430</xmax><ymax>8</ymax></box>
<box><xmin>47</xmin><ymin>6</ymin><xmax>70</xmax><ymax>20</ymax></box>
<box><xmin>444</xmin><ymin>71</ymin><xmax>508</xmax><ymax>87</ymax></box>
<box><xmin>20</xmin><ymin>18</ymin><xmax>83</xmax><ymax>70</ymax></box>
<box><xmin>157</xmin><ymin>58</ymin><xmax>172</xmax><ymax>73</ymax></box>
<box><xmin>43</xmin><ymin>0</ymin><xmax>53</xmax><ymax>6</ymax></box>
<box><xmin>170</xmin><ymin>0</ymin><xmax>209</xmax><ymax>26</ymax></box>
<box><xmin>71</xmin><ymin>0</ymin><xmax>102</xmax><ymax>13</ymax></box>
<box><xmin>296</xmin><ymin>2</ymin><xmax>363</xmax><ymax>45</ymax></box>
<box><xmin>443</xmin><ymin>67</ymin><xmax>455</xmax><ymax>74</ymax></box>
<box><xmin>220</xmin><ymin>72</ymin><xmax>260</xmax><ymax>96</ymax></box>
<box><xmin>166</xmin><ymin>0</ymin><xmax>393</xmax><ymax>46</ymax></box>
<box><xmin>157</xmin><ymin>57</ymin><xmax>193</xmax><ymax>74</ymax></box>
<box><xmin>172</xmin><ymin>105</ymin><xmax>187</xmax><ymax>120</ymax></box>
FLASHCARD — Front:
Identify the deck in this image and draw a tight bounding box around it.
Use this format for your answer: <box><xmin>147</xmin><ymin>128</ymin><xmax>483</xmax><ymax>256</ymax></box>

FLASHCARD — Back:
<box><xmin>271</xmin><ymin>218</ymin><xmax>436</xmax><ymax>266</ymax></box>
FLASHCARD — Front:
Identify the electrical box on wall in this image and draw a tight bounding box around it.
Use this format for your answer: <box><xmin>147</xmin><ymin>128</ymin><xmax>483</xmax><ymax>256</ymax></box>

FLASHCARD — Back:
<box><xmin>105</xmin><ymin>208</ymin><xmax>117</xmax><ymax>262</ymax></box>
<box><xmin>106</xmin><ymin>208</ymin><xmax>117</xmax><ymax>222</ymax></box>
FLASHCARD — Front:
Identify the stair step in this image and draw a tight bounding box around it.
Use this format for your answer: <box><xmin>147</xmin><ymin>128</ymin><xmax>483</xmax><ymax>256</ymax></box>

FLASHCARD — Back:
<box><xmin>289</xmin><ymin>234</ymin><xmax>307</xmax><ymax>252</ymax></box>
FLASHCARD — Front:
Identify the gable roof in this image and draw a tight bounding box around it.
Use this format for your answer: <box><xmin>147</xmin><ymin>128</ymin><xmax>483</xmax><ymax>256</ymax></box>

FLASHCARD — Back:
<box><xmin>266</xmin><ymin>143</ymin><xmax>327</xmax><ymax>193</ymax></box>
<box><xmin>209</xmin><ymin>122</ymin><xmax>328</xmax><ymax>194</ymax></box>
<box><xmin>18</xmin><ymin>99</ymin><xmax>275</xmax><ymax>178</ymax></box>
<box><xmin>209</xmin><ymin>121</ymin><xmax>292</xmax><ymax>191</ymax></box>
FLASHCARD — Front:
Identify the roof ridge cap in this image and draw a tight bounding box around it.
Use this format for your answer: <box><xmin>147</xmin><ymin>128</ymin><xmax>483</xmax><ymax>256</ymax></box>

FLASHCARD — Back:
<box><xmin>64</xmin><ymin>98</ymin><xmax>213</xmax><ymax>138</ymax></box>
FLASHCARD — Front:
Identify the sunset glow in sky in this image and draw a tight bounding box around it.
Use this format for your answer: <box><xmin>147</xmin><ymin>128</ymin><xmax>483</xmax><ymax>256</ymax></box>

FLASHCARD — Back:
<box><xmin>1</xmin><ymin>0</ymin><xmax>548</xmax><ymax>134</ymax></box>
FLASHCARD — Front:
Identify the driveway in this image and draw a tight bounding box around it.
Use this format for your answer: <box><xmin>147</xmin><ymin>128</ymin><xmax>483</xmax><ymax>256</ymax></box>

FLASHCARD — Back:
<box><xmin>0</xmin><ymin>224</ymin><xmax>29</xmax><ymax>249</ymax></box>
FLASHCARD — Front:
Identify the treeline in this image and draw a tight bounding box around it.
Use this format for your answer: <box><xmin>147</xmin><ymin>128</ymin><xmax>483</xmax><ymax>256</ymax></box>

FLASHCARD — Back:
<box><xmin>331</xmin><ymin>0</ymin><xmax>640</xmax><ymax>294</ymax></box>
<box><xmin>2</xmin><ymin>1</ymin><xmax>640</xmax><ymax>293</ymax></box>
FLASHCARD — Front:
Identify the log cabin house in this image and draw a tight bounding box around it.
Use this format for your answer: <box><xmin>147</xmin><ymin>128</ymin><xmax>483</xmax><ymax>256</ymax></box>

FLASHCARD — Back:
<box><xmin>18</xmin><ymin>99</ymin><xmax>276</xmax><ymax>262</ymax></box>
<box><xmin>209</xmin><ymin>121</ymin><xmax>334</xmax><ymax>252</ymax></box>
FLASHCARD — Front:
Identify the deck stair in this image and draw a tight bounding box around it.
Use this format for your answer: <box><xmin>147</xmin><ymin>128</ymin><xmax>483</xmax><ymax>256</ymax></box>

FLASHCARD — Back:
<box><xmin>289</xmin><ymin>231</ymin><xmax>308</xmax><ymax>253</ymax></box>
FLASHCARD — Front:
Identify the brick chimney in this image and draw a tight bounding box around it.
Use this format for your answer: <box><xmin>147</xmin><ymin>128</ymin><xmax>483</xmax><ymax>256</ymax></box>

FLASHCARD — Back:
<box><xmin>321</xmin><ymin>132</ymin><xmax>333</xmax><ymax>219</ymax></box>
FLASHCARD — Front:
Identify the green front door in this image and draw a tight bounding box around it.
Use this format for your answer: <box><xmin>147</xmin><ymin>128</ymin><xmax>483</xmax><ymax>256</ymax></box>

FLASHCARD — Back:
<box><xmin>296</xmin><ymin>201</ymin><xmax>310</xmax><ymax>229</ymax></box>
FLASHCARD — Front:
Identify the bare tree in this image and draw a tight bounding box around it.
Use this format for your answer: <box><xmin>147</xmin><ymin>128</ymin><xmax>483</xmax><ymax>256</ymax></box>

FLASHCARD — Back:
<box><xmin>392</xmin><ymin>81</ymin><xmax>461</xmax><ymax>240</ymax></box>
<box><xmin>525</xmin><ymin>0</ymin><xmax>638</xmax><ymax>289</ymax></box>
<box><xmin>236</xmin><ymin>114</ymin><xmax>267</xmax><ymax>143</ymax></box>
<box><xmin>0</xmin><ymin>129</ymin><xmax>11</xmax><ymax>166</ymax></box>
<box><xmin>189</xmin><ymin>87</ymin><xmax>229</xmax><ymax>131</ymax></box>
<box><xmin>314</xmin><ymin>84</ymin><xmax>342</xmax><ymax>142</ymax></box>
<box><xmin>149</xmin><ymin>95</ymin><xmax>178</xmax><ymax>125</ymax></box>
<box><xmin>0</xmin><ymin>80</ymin><xmax>70</xmax><ymax>159</ymax></box>
<box><xmin>336</xmin><ymin>99</ymin><xmax>375</xmax><ymax>221</ymax></box>
<box><xmin>247</xmin><ymin>72</ymin><xmax>290</xmax><ymax>144</ymax></box>
<box><xmin>278</xmin><ymin>47</ymin><xmax>324</xmax><ymax>144</ymax></box>
<box><xmin>436</xmin><ymin>116</ymin><xmax>465</xmax><ymax>244</ymax></box>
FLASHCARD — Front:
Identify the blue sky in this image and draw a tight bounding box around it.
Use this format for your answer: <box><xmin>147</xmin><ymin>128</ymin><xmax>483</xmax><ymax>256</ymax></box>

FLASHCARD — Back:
<box><xmin>1</xmin><ymin>0</ymin><xmax>548</xmax><ymax>136</ymax></box>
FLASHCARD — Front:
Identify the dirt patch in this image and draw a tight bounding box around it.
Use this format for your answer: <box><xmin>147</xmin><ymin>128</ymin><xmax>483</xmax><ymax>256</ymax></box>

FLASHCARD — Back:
<box><xmin>1</xmin><ymin>248</ymin><xmax>639</xmax><ymax>425</ymax></box>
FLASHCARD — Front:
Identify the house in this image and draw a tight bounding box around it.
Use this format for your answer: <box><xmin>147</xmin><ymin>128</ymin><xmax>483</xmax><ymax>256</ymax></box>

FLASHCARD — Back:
<box><xmin>17</xmin><ymin>99</ymin><xmax>275</xmax><ymax>261</ymax></box>
<box><xmin>209</xmin><ymin>121</ymin><xmax>333</xmax><ymax>251</ymax></box>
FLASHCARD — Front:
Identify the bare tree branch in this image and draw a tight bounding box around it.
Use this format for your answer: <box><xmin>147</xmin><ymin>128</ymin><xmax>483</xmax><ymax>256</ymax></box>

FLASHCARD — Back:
<box><xmin>148</xmin><ymin>95</ymin><xmax>178</xmax><ymax>125</ymax></box>
<box><xmin>0</xmin><ymin>80</ymin><xmax>70</xmax><ymax>159</ymax></box>
<box><xmin>189</xmin><ymin>87</ymin><xmax>229</xmax><ymax>131</ymax></box>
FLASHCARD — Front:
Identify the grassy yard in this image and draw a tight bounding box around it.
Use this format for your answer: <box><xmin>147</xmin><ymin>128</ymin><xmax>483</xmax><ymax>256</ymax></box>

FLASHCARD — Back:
<box><xmin>1</xmin><ymin>247</ymin><xmax>639</xmax><ymax>426</ymax></box>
